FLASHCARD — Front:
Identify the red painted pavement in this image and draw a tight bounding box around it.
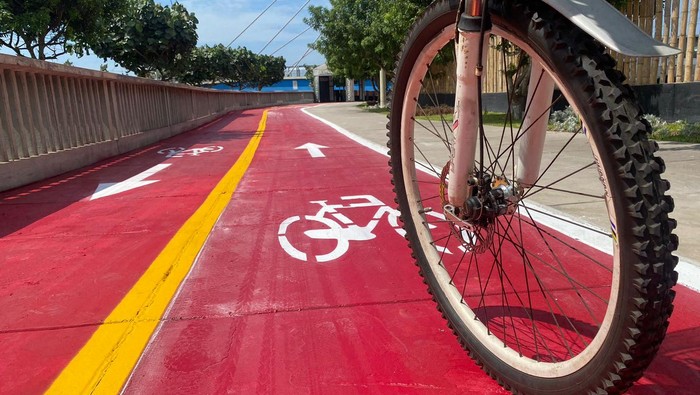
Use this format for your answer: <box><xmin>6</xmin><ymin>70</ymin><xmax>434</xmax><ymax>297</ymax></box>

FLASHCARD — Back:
<box><xmin>1</xmin><ymin>105</ymin><xmax>698</xmax><ymax>394</ymax></box>
<box><xmin>0</xmin><ymin>110</ymin><xmax>264</xmax><ymax>394</ymax></box>
<box><xmin>123</xmin><ymin>106</ymin><xmax>700</xmax><ymax>394</ymax></box>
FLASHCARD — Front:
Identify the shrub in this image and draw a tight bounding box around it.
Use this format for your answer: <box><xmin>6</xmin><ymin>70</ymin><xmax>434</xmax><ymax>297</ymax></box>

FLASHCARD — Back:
<box><xmin>645</xmin><ymin>114</ymin><xmax>700</xmax><ymax>143</ymax></box>
<box><xmin>549</xmin><ymin>106</ymin><xmax>581</xmax><ymax>133</ymax></box>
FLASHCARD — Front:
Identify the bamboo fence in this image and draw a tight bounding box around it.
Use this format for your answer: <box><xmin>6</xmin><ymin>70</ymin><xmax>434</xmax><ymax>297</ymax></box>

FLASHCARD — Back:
<box><xmin>613</xmin><ymin>0</ymin><xmax>699</xmax><ymax>85</ymax></box>
<box><xmin>479</xmin><ymin>0</ymin><xmax>700</xmax><ymax>92</ymax></box>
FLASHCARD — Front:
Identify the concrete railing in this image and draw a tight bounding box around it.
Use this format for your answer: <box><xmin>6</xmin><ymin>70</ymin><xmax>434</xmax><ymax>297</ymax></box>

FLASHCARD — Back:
<box><xmin>0</xmin><ymin>54</ymin><xmax>313</xmax><ymax>192</ymax></box>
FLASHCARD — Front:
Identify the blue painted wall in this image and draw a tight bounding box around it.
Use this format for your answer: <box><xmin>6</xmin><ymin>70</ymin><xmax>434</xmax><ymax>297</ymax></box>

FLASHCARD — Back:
<box><xmin>210</xmin><ymin>78</ymin><xmax>313</xmax><ymax>93</ymax></box>
<box><xmin>209</xmin><ymin>78</ymin><xmax>388</xmax><ymax>93</ymax></box>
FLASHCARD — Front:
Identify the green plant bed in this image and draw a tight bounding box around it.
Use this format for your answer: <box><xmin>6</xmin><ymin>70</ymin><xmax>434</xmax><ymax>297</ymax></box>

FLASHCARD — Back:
<box><xmin>358</xmin><ymin>103</ymin><xmax>390</xmax><ymax>114</ymax></box>
<box><xmin>651</xmin><ymin>128</ymin><xmax>700</xmax><ymax>144</ymax></box>
<box><xmin>417</xmin><ymin>112</ymin><xmax>523</xmax><ymax>128</ymax></box>
<box><xmin>645</xmin><ymin>114</ymin><xmax>700</xmax><ymax>144</ymax></box>
<box><xmin>550</xmin><ymin>109</ymin><xmax>700</xmax><ymax>143</ymax></box>
<box><xmin>409</xmin><ymin>107</ymin><xmax>700</xmax><ymax>143</ymax></box>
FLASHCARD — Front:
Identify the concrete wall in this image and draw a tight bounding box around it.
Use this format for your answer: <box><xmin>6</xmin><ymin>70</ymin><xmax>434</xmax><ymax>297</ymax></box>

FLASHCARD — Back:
<box><xmin>481</xmin><ymin>82</ymin><xmax>700</xmax><ymax>122</ymax></box>
<box><xmin>633</xmin><ymin>82</ymin><xmax>700</xmax><ymax>122</ymax></box>
<box><xmin>0</xmin><ymin>54</ymin><xmax>314</xmax><ymax>192</ymax></box>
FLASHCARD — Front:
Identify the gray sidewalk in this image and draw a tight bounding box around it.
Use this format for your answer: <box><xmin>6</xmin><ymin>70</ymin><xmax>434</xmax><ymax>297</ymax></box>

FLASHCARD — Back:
<box><xmin>306</xmin><ymin>102</ymin><xmax>700</xmax><ymax>275</ymax></box>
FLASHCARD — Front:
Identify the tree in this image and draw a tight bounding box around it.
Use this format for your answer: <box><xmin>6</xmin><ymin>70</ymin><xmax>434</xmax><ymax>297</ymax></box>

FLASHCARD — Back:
<box><xmin>177</xmin><ymin>45</ymin><xmax>252</xmax><ymax>87</ymax></box>
<box><xmin>176</xmin><ymin>45</ymin><xmax>219</xmax><ymax>85</ymax></box>
<box><xmin>90</xmin><ymin>0</ymin><xmax>198</xmax><ymax>81</ymax></box>
<box><xmin>305</xmin><ymin>0</ymin><xmax>429</xmax><ymax>88</ymax></box>
<box><xmin>305</xmin><ymin>65</ymin><xmax>316</xmax><ymax>91</ymax></box>
<box><xmin>227</xmin><ymin>47</ymin><xmax>257</xmax><ymax>90</ymax></box>
<box><xmin>364</xmin><ymin>0</ymin><xmax>432</xmax><ymax>73</ymax></box>
<box><xmin>0</xmin><ymin>0</ymin><xmax>127</xmax><ymax>60</ymax></box>
<box><xmin>177</xmin><ymin>45</ymin><xmax>285</xmax><ymax>91</ymax></box>
<box><xmin>0</xmin><ymin>2</ymin><xmax>7</xmax><ymax>23</ymax></box>
<box><xmin>250</xmin><ymin>54</ymin><xmax>286</xmax><ymax>91</ymax></box>
<box><xmin>306</xmin><ymin>0</ymin><xmax>377</xmax><ymax>81</ymax></box>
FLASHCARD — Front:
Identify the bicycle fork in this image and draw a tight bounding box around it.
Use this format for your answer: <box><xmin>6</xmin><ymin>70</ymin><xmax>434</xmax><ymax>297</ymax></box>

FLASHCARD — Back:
<box><xmin>448</xmin><ymin>0</ymin><xmax>555</xmax><ymax>210</ymax></box>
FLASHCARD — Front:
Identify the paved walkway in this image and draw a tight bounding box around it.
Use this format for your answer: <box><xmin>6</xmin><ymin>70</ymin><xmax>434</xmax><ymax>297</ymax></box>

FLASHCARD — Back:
<box><xmin>306</xmin><ymin>102</ymin><xmax>700</xmax><ymax>275</ymax></box>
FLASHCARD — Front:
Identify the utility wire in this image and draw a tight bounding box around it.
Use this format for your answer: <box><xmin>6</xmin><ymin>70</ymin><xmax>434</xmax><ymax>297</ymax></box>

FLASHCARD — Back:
<box><xmin>226</xmin><ymin>0</ymin><xmax>278</xmax><ymax>48</ymax></box>
<box><xmin>286</xmin><ymin>35</ymin><xmax>319</xmax><ymax>76</ymax></box>
<box><xmin>258</xmin><ymin>0</ymin><xmax>311</xmax><ymax>54</ymax></box>
<box><xmin>271</xmin><ymin>25</ymin><xmax>313</xmax><ymax>56</ymax></box>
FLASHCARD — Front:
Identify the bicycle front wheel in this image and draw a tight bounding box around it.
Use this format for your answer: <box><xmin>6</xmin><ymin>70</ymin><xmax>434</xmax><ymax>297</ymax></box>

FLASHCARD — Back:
<box><xmin>387</xmin><ymin>1</ymin><xmax>678</xmax><ymax>393</ymax></box>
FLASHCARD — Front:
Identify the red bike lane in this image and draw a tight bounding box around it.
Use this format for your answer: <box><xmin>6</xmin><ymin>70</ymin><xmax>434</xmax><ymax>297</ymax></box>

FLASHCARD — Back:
<box><xmin>122</xmin><ymin>107</ymin><xmax>487</xmax><ymax>394</ymax></box>
<box><xmin>123</xmin><ymin>106</ymin><xmax>700</xmax><ymax>394</ymax></box>
<box><xmin>0</xmin><ymin>109</ymin><xmax>265</xmax><ymax>394</ymax></box>
<box><xmin>1</xmin><ymin>105</ymin><xmax>698</xmax><ymax>394</ymax></box>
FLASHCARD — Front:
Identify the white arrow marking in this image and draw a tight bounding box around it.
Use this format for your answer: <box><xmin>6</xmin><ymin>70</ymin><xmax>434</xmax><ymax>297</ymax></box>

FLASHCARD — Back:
<box><xmin>295</xmin><ymin>143</ymin><xmax>328</xmax><ymax>158</ymax></box>
<box><xmin>90</xmin><ymin>164</ymin><xmax>171</xmax><ymax>200</ymax></box>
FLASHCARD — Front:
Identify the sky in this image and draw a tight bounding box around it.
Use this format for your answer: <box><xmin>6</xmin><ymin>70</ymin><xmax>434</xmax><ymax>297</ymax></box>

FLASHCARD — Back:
<box><xmin>1</xmin><ymin>0</ymin><xmax>332</xmax><ymax>74</ymax></box>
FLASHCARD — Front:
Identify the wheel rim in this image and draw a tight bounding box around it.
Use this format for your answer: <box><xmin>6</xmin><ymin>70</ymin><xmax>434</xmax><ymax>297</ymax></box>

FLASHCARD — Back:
<box><xmin>398</xmin><ymin>23</ymin><xmax>621</xmax><ymax>378</ymax></box>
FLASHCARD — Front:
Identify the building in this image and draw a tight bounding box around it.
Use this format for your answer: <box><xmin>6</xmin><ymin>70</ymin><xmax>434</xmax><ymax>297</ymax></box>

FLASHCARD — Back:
<box><xmin>209</xmin><ymin>65</ymin><xmax>313</xmax><ymax>93</ymax></box>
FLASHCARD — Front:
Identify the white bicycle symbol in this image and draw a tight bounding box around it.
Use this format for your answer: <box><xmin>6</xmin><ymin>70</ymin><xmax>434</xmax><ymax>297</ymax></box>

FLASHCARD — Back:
<box><xmin>157</xmin><ymin>146</ymin><xmax>224</xmax><ymax>158</ymax></box>
<box><xmin>277</xmin><ymin>195</ymin><xmax>450</xmax><ymax>263</ymax></box>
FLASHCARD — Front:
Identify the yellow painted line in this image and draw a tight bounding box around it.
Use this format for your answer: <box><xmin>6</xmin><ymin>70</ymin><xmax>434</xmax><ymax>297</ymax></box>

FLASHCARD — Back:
<box><xmin>46</xmin><ymin>110</ymin><xmax>269</xmax><ymax>394</ymax></box>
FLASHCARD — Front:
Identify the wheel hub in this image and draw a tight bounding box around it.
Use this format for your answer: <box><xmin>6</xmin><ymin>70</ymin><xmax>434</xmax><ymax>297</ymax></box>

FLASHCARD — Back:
<box><xmin>439</xmin><ymin>163</ymin><xmax>521</xmax><ymax>252</ymax></box>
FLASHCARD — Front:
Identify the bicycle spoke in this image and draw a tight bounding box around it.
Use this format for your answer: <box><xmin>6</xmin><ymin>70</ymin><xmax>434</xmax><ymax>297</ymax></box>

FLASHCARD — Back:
<box><xmin>419</xmin><ymin>195</ymin><xmax>442</xmax><ymax>203</ymax></box>
<box><xmin>517</xmin><ymin>203</ymin><xmax>612</xmax><ymax>239</ymax></box>
<box><xmin>413</xmin><ymin>140</ymin><xmax>443</xmax><ymax>177</ymax></box>
<box><xmin>523</xmin><ymin>162</ymin><xmax>598</xmax><ymax>200</ymax></box>
<box><xmin>526</xmin><ymin>125</ymin><xmax>583</xmax><ymax>190</ymax></box>
<box><xmin>414</xmin><ymin>179</ymin><xmax>442</xmax><ymax>185</ymax></box>
<box><xmin>426</xmin><ymin>67</ymin><xmax>454</xmax><ymax>148</ymax></box>
<box><xmin>413</xmin><ymin>158</ymin><xmax>441</xmax><ymax>178</ymax></box>
<box><xmin>498</xmin><ymin>223</ymin><xmax>595</xmax><ymax>355</ymax></box>
<box><xmin>486</xmin><ymin>93</ymin><xmax>566</xmax><ymax>176</ymax></box>
<box><xmin>414</xmin><ymin>113</ymin><xmax>453</xmax><ymax>154</ymax></box>
<box><xmin>450</xmin><ymin>240</ymin><xmax>470</xmax><ymax>285</ymax></box>
<box><xmin>494</xmin><ymin>213</ymin><xmax>575</xmax><ymax>358</ymax></box>
<box><xmin>501</xmin><ymin>211</ymin><xmax>609</xmax><ymax>310</ymax></box>
<box><xmin>388</xmin><ymin>1</ymin><xmax>678</xmax><ymax>390</ymax></box>
<box><xmin>493</xmin><ymin>224</ymin><xmax>582</xmax><ymax>359</ymax></box>
<box><xmin>524</xmin><ymin>184</ymin><xmax>604</xmax><ymax>200</ymax></box>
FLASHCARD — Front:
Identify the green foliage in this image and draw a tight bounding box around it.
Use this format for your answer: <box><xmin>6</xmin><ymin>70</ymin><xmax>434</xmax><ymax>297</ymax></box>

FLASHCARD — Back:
<box><xmin>645</xmin><ymin>114</ymin><xmax>700</xmax><ymax>143</ymax></box>
<box><xmin>363</xmin><ymin>1</ymin><xmax>427</xmax><ymax>72</ymax></box>
<box><xmin>0</xmin><ymin>2</ymin><xmax>7</xmax><ymax>22</ymax></box>
<box><xmin>414</xmin><ymin>110</ymin><xmax>523</xmax><ymax>128</ymax></box>
<box><xmin>252</xmin><ymin>54</ymin><xmax>286</xmax><ymax>91</ymax></box>
<box><xmin>177</xmin><ymin>45</ymin><xmax>285</xmax><ymax>91</ymax></box>
<box><xmin>305</xmin><ymin>65</ymin><xmax>316</xmax><ymax>91</ymax></box>
<box><xmin>228</xmin><ymin>47</ymin><xmax>258</xmax><ymax>89</ymax></box>
<box><xmin>90</xmin><ymin>0</ymin><xmax>198</xmax><ymax>80</ymax></box>
<box><xmin>549</xmin><ymin>107</ymin><xmax>582</xmax><ymax>133</ymax></box>
<box><xmin>549</xmin><ymin>110</ymin><xmax>700</xmax><ymax>142</ymax></box>
<box><xmin>359</xmin><ymin>103</ymin><xmax>391</xmax><ymax>113</ymax></box>
<box><xmin>305</xmin><ymin>1</ymin><xmax>373</xmax><ymax>80</ymax></box>
<box><xmin>305</xmin><ymin>0</ymin><xmax>428</xmax><ymax>81</ymax></box>
<box><xmin>607</xmin><ymin>0</ymin><xmax>629</xmax><ymax>9</ymax></box>
<box><xmin>0</xmin><ymin>0</ymin><xmax>127</xmax><ymax>60</ymax></box>
<box><xmin>177</xmin><ymin>44</ymin><xmax>228</xmax><ymax>85</ymax></box>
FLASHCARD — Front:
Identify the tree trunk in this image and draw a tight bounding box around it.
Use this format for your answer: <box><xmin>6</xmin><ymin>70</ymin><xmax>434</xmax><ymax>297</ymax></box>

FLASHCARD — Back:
<box><xmin>508</xmin><ymin>55</ymin><xmax>531</xmax><ymax>121</ymax></box>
